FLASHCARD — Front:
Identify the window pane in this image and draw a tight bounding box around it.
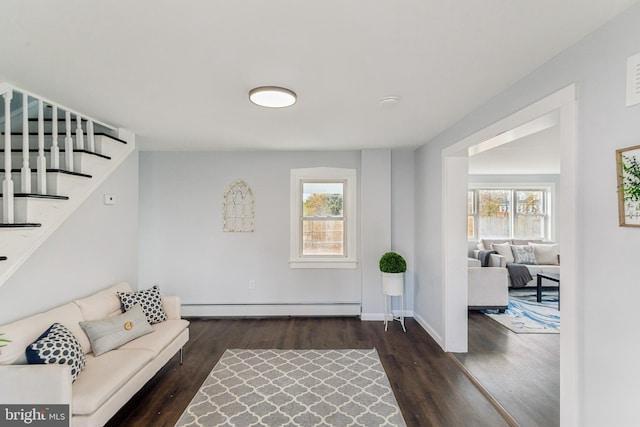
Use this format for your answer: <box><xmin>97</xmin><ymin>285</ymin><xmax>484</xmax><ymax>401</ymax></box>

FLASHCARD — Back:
<box><xmin>467</xmin><ymin>215</ymin><xmax>475</xmax><ymax>239</ymax></box>
<box><xmin>303</xmin><ymin>182</ymin><xmax>344</xmax><ymax>217</ymax></box>
<box><xmin>468</xmin><ymin>191</ymin><xmax>475</xmax><ymax>214</ymax></box>
<box><xmin>302</xmin><ymin>220</ymin><xmax>344</xmax><ymax>255</ymax></box>
<box><xmin>514</xmin><ymin>190</ymin><xmax>545</xmax><ymax>238</ymax></box>
<box><xmin>477</xmin><ymin>190</ymin><xmax>511</xmax><ymax>238</ymax></box>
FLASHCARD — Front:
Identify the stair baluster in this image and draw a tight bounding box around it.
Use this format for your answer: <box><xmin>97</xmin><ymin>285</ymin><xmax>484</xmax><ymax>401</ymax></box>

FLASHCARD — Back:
<box><xmin>21</xmin><ymin>93</ymin><xmax>31</xmax><ymax>193</ymax></box>
<box><xmin>64</xmin><ymin>111</ymin><xmax>74</xmax><ymax>172</ymax></box>
<box><xmin>76</xmin><ymin>113</ymin><xmax>84</xmax><ymax>150</ymax></box>
<box><xmin>36</xmin><ymin>99</ymin><xmax>47</xmax><ymax>195</ymax></box>
<box><xmin>50</xmin><ymin>105</ymin><xmax>60</xmax><ymax>169</ymax></box>
<box><xmin>2</xmin><ymin>89</ymin><xmax>14</xmax><ymax>223</ymax></box>
<box><xmin>87</xmin><ymin>120</ymin><xmax>95</xmax><ymax>153</ymax></box>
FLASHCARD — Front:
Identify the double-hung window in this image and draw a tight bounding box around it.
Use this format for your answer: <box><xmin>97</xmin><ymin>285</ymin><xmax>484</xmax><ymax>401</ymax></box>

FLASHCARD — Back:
<box><xmin>290</xmin><ymin>167</ymin><xmax>357</xmax><ymax>268</ymax></box>
<box><xmin>468</xmin><ymin>186</ymin><xmax>552</xmax><ymax>240</ymax></box>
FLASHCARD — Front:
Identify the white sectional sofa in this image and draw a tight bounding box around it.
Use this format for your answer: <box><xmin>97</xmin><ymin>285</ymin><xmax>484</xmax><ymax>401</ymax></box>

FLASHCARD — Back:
<box><xmin>0</xmin><ymin>282</ymin><xmax>189</xmax><ymax>427</ymax></box>
<box><xmin>468</xmin><ymin>257</ymin><xmax>509</xmax><ymax>311</ymax></box>
<box><xmin>475</xmin><ymin>239</ymin><xmax>560</xmax><ymax>287</ymax></box>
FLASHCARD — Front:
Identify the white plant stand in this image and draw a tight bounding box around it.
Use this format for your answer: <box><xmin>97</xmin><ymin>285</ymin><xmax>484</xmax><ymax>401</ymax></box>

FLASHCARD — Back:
<box><xmin>382</xmin><ymin>272</ymin><xmax>406</xmax><ymax>332</ymax></box>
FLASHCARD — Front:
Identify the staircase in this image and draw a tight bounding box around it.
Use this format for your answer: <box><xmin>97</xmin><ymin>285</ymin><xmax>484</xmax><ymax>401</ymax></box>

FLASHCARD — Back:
<box><xmin>0</xmin><ymin>83</ymin><xmax>135</xmax><ymax>287</ymax></box>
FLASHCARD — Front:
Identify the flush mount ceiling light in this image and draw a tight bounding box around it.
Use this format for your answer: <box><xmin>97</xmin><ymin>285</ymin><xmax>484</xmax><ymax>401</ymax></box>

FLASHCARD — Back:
<box><xmin>249</xmin><ymin>86</ymin><xmax>297</xmax><ymax>108</ymax></box>
<box><xmin>379</xmin><ymin>96</ymin><xmax>400</xmax><ymax>108</ymax></box>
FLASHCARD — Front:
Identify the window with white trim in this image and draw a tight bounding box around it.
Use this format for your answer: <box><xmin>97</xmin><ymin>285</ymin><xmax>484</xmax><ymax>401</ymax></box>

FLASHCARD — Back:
<box><xmin>468</xmin><ymin>185</ymin><xmax>553</xmax><ymax>240</ymax></box>
<box><xmin>290</xmin><ymin>167</ymin><xmax>357</xmax><ymax>268</ymax></box>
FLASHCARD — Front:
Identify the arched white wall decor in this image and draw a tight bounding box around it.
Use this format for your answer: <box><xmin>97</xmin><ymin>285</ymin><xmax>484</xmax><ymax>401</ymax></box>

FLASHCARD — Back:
<box><xmin>223</xmin><ymin>179</ymin><xmax>254</xmax><ymax>232</ymax></box>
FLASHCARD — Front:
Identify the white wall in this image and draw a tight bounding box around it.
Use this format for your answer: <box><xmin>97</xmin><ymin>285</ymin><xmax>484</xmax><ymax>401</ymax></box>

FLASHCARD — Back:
<box><xmin>360</xmin><ymin>150</ymin><xmax>391</xmax><ymax>319</ymax></box>
<box><xmin>138</xmin><ymin>150</ymin><xmax>415</xmax><ymax>317</ymax></box>
<box><xmin>414</xmin><ymin>4</ymin><xmax>640</xmax><ymax>426</ymax></box>
<box><xmin>138</xmin><ymin>151</ymin><xmax>362</xmax><ymax>310</ymax></box>
<box><xmin>0</xmin><ymin>151</ymin><xmax>139</xmax><ymax>324</ymax></box>
<box><xmin>391</xmin><ymin>150</ymin><xmax>415</xmax><ymax>315</ymax></box>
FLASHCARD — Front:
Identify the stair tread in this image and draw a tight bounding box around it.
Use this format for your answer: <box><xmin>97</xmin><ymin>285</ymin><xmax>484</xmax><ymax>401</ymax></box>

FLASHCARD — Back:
<box><xmin>0</xmin><ymin>193</ymin><xmax>69</xmax><ymax>200</ymax></box>
<box><xmin>0</xmin><ymin>223</ymin><xmax>42</xmax><ymax>228</ymax></box>
<box><xmin>2</xmin><ymin>132</ymin><xmax>127</xmax><ymax>145</ymax></box>
<box><xmin>0</xmin><ymin>169</ymin><xmax>92</xmax><ymax>178</ymax></box>
<box><xmin>1</xmin><ymin>148</ymin><xmax>111</xmax><ymax>160</ymax></box>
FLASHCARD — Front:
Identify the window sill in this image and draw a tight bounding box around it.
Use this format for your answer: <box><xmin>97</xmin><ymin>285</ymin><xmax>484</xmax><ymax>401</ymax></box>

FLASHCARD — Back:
<box><xmin>290</xmin><ymin>259</ymin><xmax>358</xmax><ymax>269</ymax></box>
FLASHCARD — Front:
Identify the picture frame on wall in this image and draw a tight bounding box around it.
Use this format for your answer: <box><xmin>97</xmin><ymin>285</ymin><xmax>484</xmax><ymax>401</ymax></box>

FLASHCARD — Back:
<box><xmin>616</xmin><ymin>144</ymin><xmax>640</xmax><ymax>227</ymax></box>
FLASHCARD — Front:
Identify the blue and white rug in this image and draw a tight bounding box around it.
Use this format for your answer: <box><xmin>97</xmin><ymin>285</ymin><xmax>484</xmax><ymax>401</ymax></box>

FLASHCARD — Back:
<box><xmin>483</xmin><ymin>291</ymin><xmax>560</xmax><ymax>334</ymax></box>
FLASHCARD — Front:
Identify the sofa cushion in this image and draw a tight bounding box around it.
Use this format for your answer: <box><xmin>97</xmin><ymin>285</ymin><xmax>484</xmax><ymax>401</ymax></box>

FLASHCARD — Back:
<box><xmin>511</xmin><ymin>245</ymin><xmax>538</xmax><ymax>265</ymax></box>
<box><xmin>482</xmin><ymin>239</ymin><xmax>512</xmax><ymax>250</ymax></box>
<box><xmin>79</xmin><ymin>305</ymin><xmax>154</xmax><ymax>357</ymax></box>
<box><xmin>0</xmin><ymin>303</ymin><xmax>89</xmax><ymax>364</ymax></box>
<box><xmin>74</xmin><ymin>282</ymin><xmax>133</xmax><ymax>322</ymax></box>
<box><xmin>468</xmin><ymin>257</ymin><xmax>482</xmax><ymax>267</ymax></box>
<box><xmin>72</xmin><ymin>349</ymin><xmax>153</xmax><ymax>415</ymax></box>
<box><xmin>491</xmin><ymin>242</ymin><xmax>515</xmax><ymax>263</ymax></box>
<box><xmin>118</xmin><ymin>319</ymin><xmax>190</xmax><ymax>356</ymax></box>
<box><xmin>117</xmin><ymin>285</ymin><xmax>167</xmax><ymax>324</ymax></box>
<box><xmin>26</xmin><ymin>323</ymin><xmax>86</xmax><ymax>382</ymax></box>
<box><xmin>528</xmin><ymin>242</ymin><xmax>560</xmax><ymax>265</ymax></box>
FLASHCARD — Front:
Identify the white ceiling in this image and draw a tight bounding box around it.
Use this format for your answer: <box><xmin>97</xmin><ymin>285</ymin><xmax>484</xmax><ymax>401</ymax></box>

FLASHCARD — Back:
<box><xmin>0</xmin><ymin>0</ymin><xmax>638</xmax><ymax>151</ymax></box>
<box><xmin>469</xmin><ymin>124</ymin><xmax>561</xmax><ymax>175</ymax></box>
<box><xmin>468</xmin><ymin>111</ymin><xmax>561</xmax><ymax>175</ymax></box>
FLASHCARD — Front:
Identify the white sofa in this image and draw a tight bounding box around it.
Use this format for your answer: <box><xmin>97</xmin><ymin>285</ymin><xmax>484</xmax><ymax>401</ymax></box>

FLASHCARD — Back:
<box><xmin>475</xmin><ymin>239</ymin><xmax>560</xmax><ymax>287</ymax></box>
<box><xmin>468</xmin><ymin>257</ymin><xmax>509</xmax><ymax>311</ymax></box>
<box><xmin>0</xmin><ymin>282</ymin><xmax>189</xmax><ymax>427</ymax></box>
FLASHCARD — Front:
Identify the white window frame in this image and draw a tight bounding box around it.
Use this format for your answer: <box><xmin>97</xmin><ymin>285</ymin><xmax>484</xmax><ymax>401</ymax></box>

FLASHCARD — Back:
<box><xmin>290</xmin><ymin>167</ymin><xmax>357</xmax><ymax>269</ymax></box>
<box><xmin>468</xmin><ymin>182</ymin><xmax>556</xmax><ymax>241</ymax></box>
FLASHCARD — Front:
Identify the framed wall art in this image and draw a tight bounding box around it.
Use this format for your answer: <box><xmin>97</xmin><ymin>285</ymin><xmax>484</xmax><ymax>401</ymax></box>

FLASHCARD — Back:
<box><xmin>616</xmin><ymin>144</ymin><xmax>640</xmax><ymax>227</ymax></box>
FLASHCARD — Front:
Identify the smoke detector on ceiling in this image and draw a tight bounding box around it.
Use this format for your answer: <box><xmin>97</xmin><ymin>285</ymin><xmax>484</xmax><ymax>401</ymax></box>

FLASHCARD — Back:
<box><xmin>379</xmin><ymin>96</ymin><xmax>400</xmax><ymax>108</ymax></box>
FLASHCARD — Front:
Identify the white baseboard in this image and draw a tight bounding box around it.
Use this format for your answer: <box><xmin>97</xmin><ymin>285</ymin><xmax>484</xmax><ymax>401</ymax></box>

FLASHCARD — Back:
<box><xmin>181</xmin><ymin>303</ymin><xmax>361</xmax><ymax>317</ymax></box>
<box><xmin>413</xmin><ymin>312</ymin><xmax>444</xmax><ymax>348</ymax></box>
<box><xmin>361</xmin><ymin>310</ymin><xmax>414</xmax><ymax>322</ymax></box>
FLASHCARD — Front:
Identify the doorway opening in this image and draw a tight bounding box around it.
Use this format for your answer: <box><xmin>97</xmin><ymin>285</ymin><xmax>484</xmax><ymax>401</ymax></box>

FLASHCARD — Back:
<box><xmin>441</xmin><ymin>84</ymin><xmax>578</xmax><ymax>424</ymax></box>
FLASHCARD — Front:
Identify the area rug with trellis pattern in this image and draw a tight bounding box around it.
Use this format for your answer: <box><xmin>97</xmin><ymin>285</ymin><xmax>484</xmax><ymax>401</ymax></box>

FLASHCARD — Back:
<box><xmin>175</xmin><ymin>348</ymin><xmax>407</xmax><ymax>427</ymax></box>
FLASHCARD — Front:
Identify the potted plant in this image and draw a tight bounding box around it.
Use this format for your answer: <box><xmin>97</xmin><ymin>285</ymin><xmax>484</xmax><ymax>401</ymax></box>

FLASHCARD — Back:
<box><xmin>379</xmin><ymin>252</ymin><xmax>406</xmax><ymax>295</ymax></box>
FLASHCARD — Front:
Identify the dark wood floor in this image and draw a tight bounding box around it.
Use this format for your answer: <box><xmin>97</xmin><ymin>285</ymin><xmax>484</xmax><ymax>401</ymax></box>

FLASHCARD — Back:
<box><xmin>454</xmin><ymin>311</ymin><xmax>560</xmax><ymax>427</ymax></box>
<box><xmin>106</xmin><ymin>317</ymin><xmax>509</xmax><ymax>427</ymax></box>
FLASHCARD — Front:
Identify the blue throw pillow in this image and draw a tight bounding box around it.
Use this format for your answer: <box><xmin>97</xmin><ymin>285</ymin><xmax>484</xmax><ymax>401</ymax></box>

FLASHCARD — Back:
<box><xmin>26</xmin><ymin>323</ymin><xmax>86</xmax><ymax>382</ymax></box>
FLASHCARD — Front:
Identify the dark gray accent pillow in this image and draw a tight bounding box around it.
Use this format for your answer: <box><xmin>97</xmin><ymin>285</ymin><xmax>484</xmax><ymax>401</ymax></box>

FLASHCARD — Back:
<box><xmin>80</xmin><ymin>304</ymin><xmax>154</xmax><ymax>356</ymax></box>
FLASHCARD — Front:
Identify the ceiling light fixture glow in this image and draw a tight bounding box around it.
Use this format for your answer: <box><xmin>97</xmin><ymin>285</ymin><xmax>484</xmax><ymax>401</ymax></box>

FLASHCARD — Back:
<box><xmin>249</xmin><ymin>86</ymin><xmax>297</xmax><ymax>108</ymax></box>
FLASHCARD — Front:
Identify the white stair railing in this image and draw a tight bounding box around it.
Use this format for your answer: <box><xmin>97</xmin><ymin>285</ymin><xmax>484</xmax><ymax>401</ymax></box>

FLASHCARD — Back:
<box><xmin>87</xmin><ymin>120</ymin><xmax>95</xmax><ymax>152</ymax></box>
<box><xmin>0</xmin><ymin>82</ymin><xmax>117</xmax><ymax>224</ymax></box>
<box><xmin>64</xmin><ymin>111</ymin><xmax>74</xmax><ymax>172</ymax></box>
<box><xmin>36</xmin><ymin>99</ymin><xmax>46</xmax><ymax>194</ymax></box>
<box><xmin>75</xmin><ymin>113</ymin><xmax>84</xmax><ymax>151</ymax></box>
<box><xmin>50</xmin><ymin>105</ymin><xmax>60</xmax><ymax>169</ymax></box>
<box><xmin>2</xmin><ymin>89</ymin><xmax>14</xmax><ymax>224</ymax></box>
<box><xmin>21</xmin><ymin>93</ymin><xmax>31</xmax><ymax>193</ymax></box>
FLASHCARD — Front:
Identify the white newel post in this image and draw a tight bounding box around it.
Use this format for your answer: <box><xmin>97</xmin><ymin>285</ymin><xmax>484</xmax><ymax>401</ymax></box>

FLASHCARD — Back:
<box><xmin>50</xmin><ymin>105</ymin><xmax>59</xmax><ymax>169</ymax></box>
<box><xmin>64</xmin><ymin>111</ymin><xmax>74</xmax><ymax>172</ymax></box>
<box><xmin>75</xmin><ymin>114</ymin><xmax>84</xmax><ymax>150</ymax></box>
<box><xmin>87</xmin><ymin>120</ymin><xmax>95</xmax><ymax>152</ymax></box>
<box><xmin>21</xmin><ymin>92</ymin><xmax>31</xmax><ymax>193</ymax></box>
<box><xmin>36</xmin><ymin>99</ymin><xmax>47</xmax><ymax>195</ymax></box>
<box><xmin>2</xmin><ymin>90</ymin><xmax>14</xmax><ymax>223</ymax></box>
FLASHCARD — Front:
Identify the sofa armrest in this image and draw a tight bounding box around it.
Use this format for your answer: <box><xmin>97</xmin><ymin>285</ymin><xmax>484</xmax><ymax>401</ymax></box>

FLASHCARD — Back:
<box><xmin>489</xmin><ymin>253</ymin><xmax>507</xmax><ymax>267</ymax></box>
<box><xmin>0</xmin><ymin>365</ymin><xmax>72</xmax><ymax>404</ymax></box>
<box><xmin>162</xmin><ymin>295</ymin><xmax>182</xmax><ymax>320</ymax></box>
